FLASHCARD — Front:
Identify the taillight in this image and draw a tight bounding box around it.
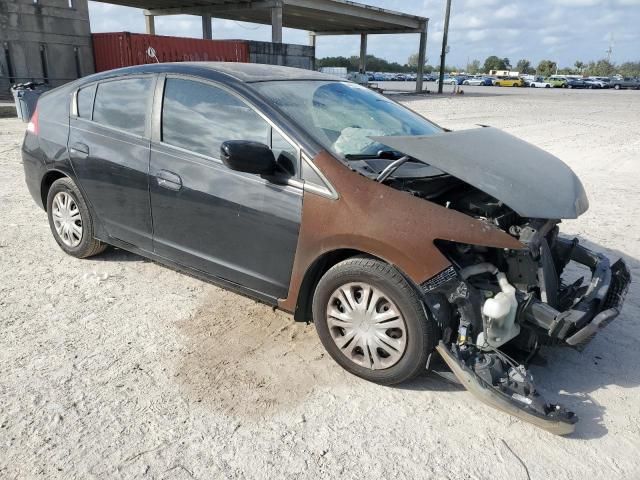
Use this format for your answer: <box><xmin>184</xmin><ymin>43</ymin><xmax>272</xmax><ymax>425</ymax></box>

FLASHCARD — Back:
<box><xmin>27</xmin><ymin>105</ymin><xmax>39</xmax><ymax>135</ymax></box>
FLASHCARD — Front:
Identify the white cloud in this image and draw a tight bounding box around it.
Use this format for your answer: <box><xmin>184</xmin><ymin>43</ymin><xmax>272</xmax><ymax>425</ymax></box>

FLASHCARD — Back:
<box><xmin>494</xmin><ymin>5</ymin><xmax>520</xmax><ymax>20</ymax></box>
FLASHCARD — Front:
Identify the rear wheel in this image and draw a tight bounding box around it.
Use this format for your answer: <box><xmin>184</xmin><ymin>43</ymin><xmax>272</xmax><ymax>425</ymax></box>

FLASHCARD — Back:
<box><xmin>313</xmin><ymin>257</ymin><xmax>436</xmax><ymax>385</ymax></box>
<box><xmin>47</xmin><ymin>177</ymin><xmax>107</xmax><ymax>258</ymax></box>
<box><xmin>614</xmin><ymin>84</ymin><xmax>621</xmax><ymax>90</ymax></box>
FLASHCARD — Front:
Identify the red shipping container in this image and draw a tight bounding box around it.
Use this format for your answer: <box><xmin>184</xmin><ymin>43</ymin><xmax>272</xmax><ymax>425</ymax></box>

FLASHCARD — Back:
<box><xmin>92</xmin><ymin>32</ymin><xmax>249</xmax><ymax>72</ymax></box>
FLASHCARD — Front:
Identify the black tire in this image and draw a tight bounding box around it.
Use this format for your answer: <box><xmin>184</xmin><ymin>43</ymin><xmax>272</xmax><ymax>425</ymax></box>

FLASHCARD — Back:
<box><xmin>46</xmin><ymin>177</ymin><xmax>107</xmax><ymax>258</ymax></box>
<box><xmin>614</xmin><ymin>84</ymin><xmax>621</xmax><ymax>90</ymax></box>
<box><xmin>312</xmin><ymin>257</ymin><xmax>437</xmax><ymax>385</ymax></box>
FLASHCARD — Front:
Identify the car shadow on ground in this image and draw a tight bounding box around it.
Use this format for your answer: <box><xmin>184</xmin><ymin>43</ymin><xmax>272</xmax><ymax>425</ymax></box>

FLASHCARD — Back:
<box><xmin>91</xmin><ymin>246</ymin><xmax>149</xmax><ymax>262</ymax></box>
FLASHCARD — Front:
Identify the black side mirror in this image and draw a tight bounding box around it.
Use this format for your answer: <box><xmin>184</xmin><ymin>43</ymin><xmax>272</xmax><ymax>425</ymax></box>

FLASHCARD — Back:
<box><xmin>220</xmin><ymin>140</ymin><xmax>276</xmax><ymax>176</ymax></box>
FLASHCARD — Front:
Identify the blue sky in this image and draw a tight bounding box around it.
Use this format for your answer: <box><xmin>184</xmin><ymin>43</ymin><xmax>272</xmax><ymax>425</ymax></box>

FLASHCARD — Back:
<box><xmin>88</xmin><ymin>0</ymin><xmax>640</xmax><ymax>68</ymax></box>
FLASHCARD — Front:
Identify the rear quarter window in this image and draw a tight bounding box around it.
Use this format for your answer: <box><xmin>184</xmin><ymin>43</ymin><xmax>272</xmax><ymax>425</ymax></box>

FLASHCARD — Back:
<box><xmin>76</xmin><ymin>84</ymin><xmax>96</xmax><ymax>119</ymax></box>
<box><xmin>93</xmin><ymin>77</ymin><xmax>153</xmax><ymax>136</ymax></box>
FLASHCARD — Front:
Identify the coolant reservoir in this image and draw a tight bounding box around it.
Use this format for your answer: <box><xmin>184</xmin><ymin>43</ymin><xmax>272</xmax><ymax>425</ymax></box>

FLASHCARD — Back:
<box><xmin>482</xmin><ymin>293</ymin><xmax>511</xmax><ymax>319</ymax></box>
<box><xmin>478</xmin><ymin>273</ymin><xmax>520</xmax><ymax>348</ymax></box>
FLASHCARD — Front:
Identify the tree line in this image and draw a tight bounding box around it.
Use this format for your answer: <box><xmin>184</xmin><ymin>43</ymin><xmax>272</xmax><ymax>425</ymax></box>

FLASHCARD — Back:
<box><xmin>476</xmin><ymin>56</ymin><xmax>640</xmax><ymax>77</ymax></box>
<box><xmin>317</xmin><ymin>53</ymin><xmax>640</xmax><ymax>78</ymax></box>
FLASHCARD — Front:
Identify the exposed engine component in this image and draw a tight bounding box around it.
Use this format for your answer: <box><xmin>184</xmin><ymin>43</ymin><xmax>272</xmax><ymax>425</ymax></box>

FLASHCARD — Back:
<box><xmin>421</xmin><ymin>206</ymin><xmax>630</xmax><ymax>434</ymax></box>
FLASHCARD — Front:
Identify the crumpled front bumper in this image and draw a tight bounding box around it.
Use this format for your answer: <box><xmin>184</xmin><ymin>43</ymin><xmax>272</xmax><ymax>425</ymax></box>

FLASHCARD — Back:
<box><xmin>523</xmin><ymin>241</ymin><xmax>631</xmax><ymax>350</ymax></box>
<box><xmin>564</xmin><ymin>257</ymin><xmax>631</xmax><ymax>348</ymax></box>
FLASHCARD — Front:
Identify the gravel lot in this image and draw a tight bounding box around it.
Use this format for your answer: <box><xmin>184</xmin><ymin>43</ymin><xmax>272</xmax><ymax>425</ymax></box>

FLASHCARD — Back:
<box><xmin>1</xmin><ymin>86</ymin><xmax>639</xmax><ymax>479</ymax></box>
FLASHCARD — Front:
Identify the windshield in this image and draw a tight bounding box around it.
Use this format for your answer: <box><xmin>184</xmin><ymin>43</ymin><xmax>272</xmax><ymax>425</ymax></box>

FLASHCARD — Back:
<box><xmin>253</xmin><ymin>80</ymin><xmax>442</xmax><ymax>159</ymax></box>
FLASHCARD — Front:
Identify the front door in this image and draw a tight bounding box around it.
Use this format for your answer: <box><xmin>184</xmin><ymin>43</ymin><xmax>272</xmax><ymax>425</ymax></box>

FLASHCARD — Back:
<box><xmin>68</xmin><ymin>75</ymin><xmax>155</xmax><ymax>250</ymax></box>
<box><xmin>149</xmin><ymin>76</ymin><xmax>302</xmax><ymax>300</ymax></box>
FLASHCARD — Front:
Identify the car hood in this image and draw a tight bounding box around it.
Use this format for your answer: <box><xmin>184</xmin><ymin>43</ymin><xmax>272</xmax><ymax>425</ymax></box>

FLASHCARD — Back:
<box><xmin>371</xmin><ymin>127</ymin><xmax>589</xmax><ymax>219</ymax></box>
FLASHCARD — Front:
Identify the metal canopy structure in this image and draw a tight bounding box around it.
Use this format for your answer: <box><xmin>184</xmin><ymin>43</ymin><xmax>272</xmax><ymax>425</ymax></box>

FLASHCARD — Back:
<box><xmin>91</xmin><ymin>0</ymin><xmax>429</xmax><ymax>91</ymax></box>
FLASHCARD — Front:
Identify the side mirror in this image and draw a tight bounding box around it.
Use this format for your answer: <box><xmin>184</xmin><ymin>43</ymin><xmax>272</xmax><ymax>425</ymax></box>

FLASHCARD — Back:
<box><xmin>220</xmin><ymin>140</ymin><xmax>276</xmax><ymax>176</ymax></box>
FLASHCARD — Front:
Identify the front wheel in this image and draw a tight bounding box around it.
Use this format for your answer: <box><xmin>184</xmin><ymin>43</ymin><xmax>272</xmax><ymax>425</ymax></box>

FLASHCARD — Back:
<box><xmin>313</xmin><ymin>257</ymin><xmax>436</xmax><ymax>385</ymax></box>
<box><xmin>47</xmin><ymin>177</ymin><xmax>107</xmax><ymax>258</ymax></box>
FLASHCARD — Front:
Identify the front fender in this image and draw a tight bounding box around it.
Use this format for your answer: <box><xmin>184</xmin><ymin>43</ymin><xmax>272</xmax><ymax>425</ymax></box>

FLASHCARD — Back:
<box><xmin>278</xmin><ymin>151</ymin><xmax>523</xmax><ymax>313</ymax></box>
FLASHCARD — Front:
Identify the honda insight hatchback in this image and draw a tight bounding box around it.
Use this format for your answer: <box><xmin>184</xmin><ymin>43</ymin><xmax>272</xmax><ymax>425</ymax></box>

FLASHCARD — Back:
<box><xmin>22</xmin><ymin>63</ymin><xmax>629</xmax><ymax>434</ymax></box>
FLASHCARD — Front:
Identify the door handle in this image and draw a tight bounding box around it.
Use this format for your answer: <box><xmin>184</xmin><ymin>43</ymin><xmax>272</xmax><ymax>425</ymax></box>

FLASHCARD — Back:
<box><xmin>69</xmin><ymin>142</ymin><xmax>89</xmax><ymax>159</ymax></box>
<box><xmin>156</xmin><ymin>169</ymin><xmax>182</xmax><ymax>191</ymax></box>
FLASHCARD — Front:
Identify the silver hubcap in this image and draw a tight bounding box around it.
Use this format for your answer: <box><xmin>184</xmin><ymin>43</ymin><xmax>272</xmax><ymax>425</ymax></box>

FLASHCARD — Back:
<box><xmin>52</xmin><ymin>191</ymin><xmax>83</xmax><ymax>247</ymax></box>
<box><xmin>326</xmin><ymin>282</ymin><xmax>407</xmax><ymax>370</ymax></box>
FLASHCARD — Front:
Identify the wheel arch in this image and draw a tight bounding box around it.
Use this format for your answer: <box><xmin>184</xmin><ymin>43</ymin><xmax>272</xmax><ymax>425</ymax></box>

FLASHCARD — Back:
<box><xmin>291</xmin><ymin>248</ymin><xmax>389</xmax><ymax>323</ymax></box>
<box><xmin>41</xmin><ymin>170</ymin><xmax>69</xmax><ymax>211</ymax></box>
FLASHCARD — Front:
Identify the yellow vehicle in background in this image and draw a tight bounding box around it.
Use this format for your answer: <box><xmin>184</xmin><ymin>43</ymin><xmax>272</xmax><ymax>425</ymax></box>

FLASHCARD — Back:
<box><xmin>493</xmin><ymin>77</ymin><xmax>523</xmax><ymax>87</ymax></box>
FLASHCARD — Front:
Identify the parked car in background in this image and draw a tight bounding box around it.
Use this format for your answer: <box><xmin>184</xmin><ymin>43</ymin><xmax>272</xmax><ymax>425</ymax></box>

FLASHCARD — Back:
<box><xmin>584</xmin><ymin>78</ymin><xmax>607</xmax><ymax>89</ymax></box>
<box><xmin>529</xmin><ymin>77</ymin><xmax>552</xmax><ymax>88</ymax></box>
<box><xmin>493</xmin><ymin>77</ymin><xmax>523</xmax><ymax>87</ymax></box>
<box><xmin>435</xmin><ymin>75</ymin><xmax>458</xmax><ymax>85</ymax></box>
<box><xmin>565</xmin><ymin>78</ymin><xmax>587</xmax><ymax>89</ymax></box>
<box><xmin>22</xmin><ymin>62</ymin><xmax>630</xmax><ymax>435</ymax></box>
<box><xmin>463</xmin><ymin>77</ymin><xmax>493</xmax><ymax>86</ymax></box>
<box><xmin>547</xmin><ymin>76</ymin><xmax>568</xmax><ymax>88</ymax></box>
<box><xmin>609</xmin><ymin>77</ymin><xmax>640</xmax><ymax>90</ymax></box>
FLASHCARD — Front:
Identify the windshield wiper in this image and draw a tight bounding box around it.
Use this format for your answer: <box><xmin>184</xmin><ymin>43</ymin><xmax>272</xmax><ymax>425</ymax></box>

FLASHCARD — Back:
<box><xmin>345</xmin><ymin>150</ymin><xmax>404</xmax><ymax>160</ymax></box>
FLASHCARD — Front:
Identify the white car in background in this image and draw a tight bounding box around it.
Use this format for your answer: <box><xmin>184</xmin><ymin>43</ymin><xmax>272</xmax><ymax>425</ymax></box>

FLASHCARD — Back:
<box><xmin>529</xmin><ymin>78</ymin><xmax>552</xmax><ymax>88</ymax></box>
<box><xmin>462</xmin><ymin>77</ymin><xmax>493</xmax><ymax>86</ymax></box>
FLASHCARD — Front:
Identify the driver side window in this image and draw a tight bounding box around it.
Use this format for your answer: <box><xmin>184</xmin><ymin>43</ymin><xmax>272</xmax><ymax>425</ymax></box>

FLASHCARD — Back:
<box><xmin>162</xmin><ymin>78</ymin><xmax>270</xmax><ymax>161</ymax></box>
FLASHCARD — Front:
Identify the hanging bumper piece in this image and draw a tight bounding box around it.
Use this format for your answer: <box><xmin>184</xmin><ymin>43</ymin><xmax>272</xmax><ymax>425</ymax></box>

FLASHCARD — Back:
<box><xmin>436</xmin><ymin>341</ymin><xmax>578</xmax><ymax>435</ymax></box>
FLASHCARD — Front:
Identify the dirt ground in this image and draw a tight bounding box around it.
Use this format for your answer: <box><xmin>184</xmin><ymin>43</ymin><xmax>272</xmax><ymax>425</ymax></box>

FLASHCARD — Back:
<box><xmin>1</xmin><ymin>86</ymin><xmax>639</xmax><ymax>479</ymax></box>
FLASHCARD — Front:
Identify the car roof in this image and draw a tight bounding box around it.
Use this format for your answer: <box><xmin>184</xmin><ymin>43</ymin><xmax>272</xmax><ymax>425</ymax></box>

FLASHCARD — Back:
<box><xmin>85</xmin><ymin>62</ymin><xmax>344</xmax><ymax>84</ymax></box>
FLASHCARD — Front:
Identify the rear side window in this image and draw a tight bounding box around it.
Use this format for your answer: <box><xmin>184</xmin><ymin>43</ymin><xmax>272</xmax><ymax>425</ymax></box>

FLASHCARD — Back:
<box><xmin>162</xmin><ymin>78</ymin><xmax>269</xmax><ymax>159</ymax></box>
<box><xmin>93</xmin><ymin>77</ymin><xmax>152</xmax><ymax>136</ymax></box>
<box><xmin>77</xmin><ymin>84</ymin><xmax>96</xmax><ymax>119</ymax></box>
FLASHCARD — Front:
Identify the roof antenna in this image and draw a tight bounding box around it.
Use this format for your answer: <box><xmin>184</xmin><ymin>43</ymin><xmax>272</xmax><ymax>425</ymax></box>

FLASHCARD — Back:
<box><xmin>147</xmin><ymin>46</ymin><xmax>160</xmax><ymax>64</ymax></box>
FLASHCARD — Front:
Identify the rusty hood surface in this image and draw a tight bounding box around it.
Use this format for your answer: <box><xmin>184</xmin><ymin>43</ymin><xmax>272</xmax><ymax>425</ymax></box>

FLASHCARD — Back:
<box><xmin>371</xmin><ymin>127</ymin><xmax>589</xmax><ymax>219</ymax></box>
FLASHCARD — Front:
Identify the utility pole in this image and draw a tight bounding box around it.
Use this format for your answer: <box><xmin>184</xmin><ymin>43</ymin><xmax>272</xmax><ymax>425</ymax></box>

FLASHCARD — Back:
<box><xmin>438</xmin><ymin>0</ymin><xmax>452</xmax><ymax>94</ymax></box>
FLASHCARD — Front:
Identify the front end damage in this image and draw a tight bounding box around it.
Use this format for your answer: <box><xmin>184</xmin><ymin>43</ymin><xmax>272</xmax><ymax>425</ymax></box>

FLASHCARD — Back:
<box><xmin>421</xmin><ymin>220</ymin><xmax>630</xmax><ymax>435</ymax></box>
<box><xmin>366</xmin><ymin>127</ymin><xmax>631</xmax><ymax>434</ymax></box>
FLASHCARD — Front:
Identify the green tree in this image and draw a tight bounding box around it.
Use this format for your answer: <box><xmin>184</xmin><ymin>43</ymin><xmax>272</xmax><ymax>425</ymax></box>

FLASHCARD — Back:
<box><xmin>516</xmin><ymin>59</ymin><xmax>534</xmax><ymax>74</ymax></box>
<box><xmin>584</xmin><ymin>59</ymin><xmax>615</xmax><ymax>76</ymax></box>
<box><xmin>467</xmin><ymin>59</ymin><xmax>481</xmax><ymax>74</ymax></box>
<box><xmin>317</xmin><ymin>54</ymin><xmax>414</xmax><ymax>73</ymax></box>
<box><xmin>483</xmin><ymin>55</ymin><xmax>507</xmax><ymax>72</ymax></box>
<box><xmin>536</xmin><ymin>59</ymin><xmax>557</xmax><ymax>77</ymax></box>
<box><xmin>618</xmin><ymin>61</ymin><xmax>640</xmax><ymax>77</ymax></box>
<box><xmin>502</xmin><ymin>58</ymin><xmax>512</xmax><ymax>70</ymax></box>
<box><xmin>574</xmin><ymin>60</ymin><xmax>585</xmax><ymax>74</ymax></box>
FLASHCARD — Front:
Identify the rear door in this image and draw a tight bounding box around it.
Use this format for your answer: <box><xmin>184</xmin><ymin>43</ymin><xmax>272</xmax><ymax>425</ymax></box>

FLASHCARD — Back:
<box><xmin>68</xmin><ymin>75</ymin><xmax>156</xmax><ymax>250</ymax></box>
<box><xmin>149</xmin><ymin>75</ymin><xmax>302</xmax><ymax>301</ymax></box>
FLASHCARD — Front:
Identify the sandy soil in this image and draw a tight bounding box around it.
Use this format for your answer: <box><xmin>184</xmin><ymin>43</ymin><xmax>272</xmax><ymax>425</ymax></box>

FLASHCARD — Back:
<box><xmin>1</xmin><ymin>87</ymin><xmax>639</xmax><ymax>479</ymax></box>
